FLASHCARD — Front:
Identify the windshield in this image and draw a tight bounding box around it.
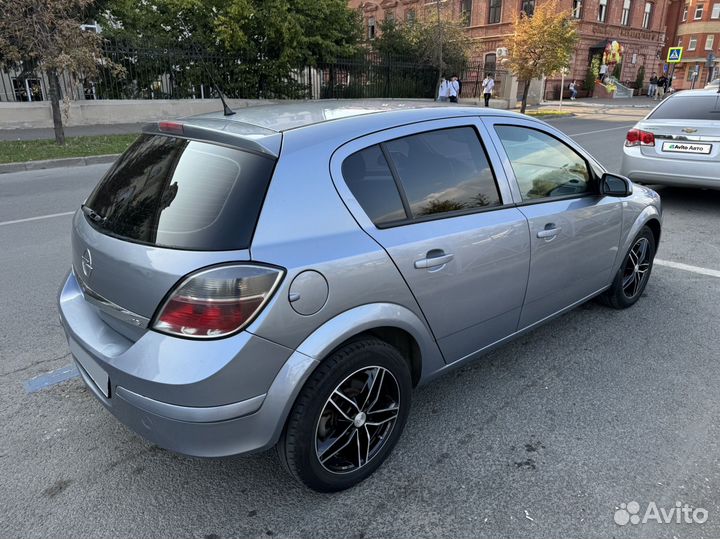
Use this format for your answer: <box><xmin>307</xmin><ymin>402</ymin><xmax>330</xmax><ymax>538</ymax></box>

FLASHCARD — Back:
<box><xmin>84</xmin><ymin>135</ymin><xmax>275</xmax><ymax>250</ymax></box>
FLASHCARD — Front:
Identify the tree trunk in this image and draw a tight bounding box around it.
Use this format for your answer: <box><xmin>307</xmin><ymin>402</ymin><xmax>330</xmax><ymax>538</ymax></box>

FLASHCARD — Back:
<box><xmin>47</xmin><ymin>69</ymin><xmax>65</xmax><ymax>146</ymax></box>
<box><xmin>434</xmin><ymin>0</ymin><xmax>443</xmax><ymax>99</ymax></box>
<box><xmin>520</xmin><ymin>80</ymin><xmax>531</xmax><ymax>114</ymax></box>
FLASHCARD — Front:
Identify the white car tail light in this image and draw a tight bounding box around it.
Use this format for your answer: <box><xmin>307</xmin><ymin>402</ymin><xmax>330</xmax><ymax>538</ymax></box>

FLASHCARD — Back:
<box><xmin>153</xmin><ymin>264</ymin><xmax>284</xmax><ymax>338</ymax></box>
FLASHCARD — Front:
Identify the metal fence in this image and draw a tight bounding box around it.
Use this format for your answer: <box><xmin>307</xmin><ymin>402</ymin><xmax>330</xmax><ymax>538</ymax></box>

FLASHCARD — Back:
<box><xmin>1</xmin><ymin>46</ymin><xmax>502</xmax><ymax>103</ymax></box>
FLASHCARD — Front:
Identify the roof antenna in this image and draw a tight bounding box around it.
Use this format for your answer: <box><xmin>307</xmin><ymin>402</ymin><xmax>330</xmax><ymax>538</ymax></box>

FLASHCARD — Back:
<box><xmin>178</xmin><ymin>16</ymin><xmax>235</xmax><ymax>116</ymax></box>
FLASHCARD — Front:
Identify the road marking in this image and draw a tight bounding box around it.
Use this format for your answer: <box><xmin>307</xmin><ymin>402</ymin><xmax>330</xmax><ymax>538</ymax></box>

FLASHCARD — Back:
<box><xmin>655</xmin><ymin>259</ymin><xmax>720</xmax><ymax>278</ymax></box>
<box><xmin>24</xmin><ymin>364</ymin><xmax>79</xmax><ymax>393</ymax></box>
<box><xmin>569</xmin><ymin>124</ymin><xmax>637</xmax><ymax>137</ymax></box>
<box><xmin>0</xmin><ymin>211</ymin><xmax>75</xmax><ymax>227</ymax></box>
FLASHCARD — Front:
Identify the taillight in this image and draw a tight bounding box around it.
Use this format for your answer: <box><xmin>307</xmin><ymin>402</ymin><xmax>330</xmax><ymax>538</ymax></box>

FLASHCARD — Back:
<box><xmin>153</xmin><ymin>264</ymin><xmax>284</xmax><ymax>339</ymax></box>
<box><xmin>626</xmin><ymin>128</ymin><xmax>655</xmax><ymax>147</ymax></box>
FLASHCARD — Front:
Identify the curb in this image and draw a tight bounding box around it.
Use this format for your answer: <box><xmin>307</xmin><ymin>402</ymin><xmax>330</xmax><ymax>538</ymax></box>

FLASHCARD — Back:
<box><xmin>0</xmin><ymin>154</ymin><xmax>119</xmax><ymax>174</ymax></box>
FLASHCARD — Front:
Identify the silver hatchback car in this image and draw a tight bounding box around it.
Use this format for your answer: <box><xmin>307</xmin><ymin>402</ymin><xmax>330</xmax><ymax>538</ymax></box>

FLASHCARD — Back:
<box><xmin>620</xmin><ymin>89</ymin><xmax>720</xmax><ymax>188</ymax></box>
<box><xmin>58</xmin><ymin>101</ymin><xmax>662</xmax><ymax>491</ymax></box>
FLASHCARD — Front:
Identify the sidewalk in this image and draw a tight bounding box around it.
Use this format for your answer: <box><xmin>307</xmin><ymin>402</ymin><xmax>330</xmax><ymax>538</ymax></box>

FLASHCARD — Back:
<box><xmin>0</xmin><ymin>122</ymin><xmax>144</xmax><ymax>141</ymax></box>
<box><xmin>540</xmin><ymin>96</ymin><xmax>658</xmax><ymax>109</ymax></box>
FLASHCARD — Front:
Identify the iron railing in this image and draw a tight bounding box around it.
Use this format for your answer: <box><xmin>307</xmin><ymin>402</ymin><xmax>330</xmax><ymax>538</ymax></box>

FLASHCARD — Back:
<box><xmin>1</xmin><ymin>46</ymin><xmax>503</xmax><ymax>103</ymax></box>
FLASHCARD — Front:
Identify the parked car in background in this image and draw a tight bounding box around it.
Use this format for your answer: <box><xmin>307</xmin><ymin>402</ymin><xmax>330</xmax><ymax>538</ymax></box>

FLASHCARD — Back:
<box><xmin>621</xmin><ymin>90</ymin><xmax>720</xmax><ymax>189</ymax></box>
<box><xmin>58</xmin><ymin>101</ymin><xmax>662</xmax><ymax>492</ymax></box>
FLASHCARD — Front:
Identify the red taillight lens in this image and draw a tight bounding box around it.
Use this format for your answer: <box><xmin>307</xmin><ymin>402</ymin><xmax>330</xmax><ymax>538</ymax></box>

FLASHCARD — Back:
<box><xmin>153</xmin><ymin>264</ymin><xmax>284</xmax><ymax>338</ymax></box>
<box><xmin>158</xmin><ymin>121</ymin><xmax>184</xmax><ymax>135</ymax></box>
<box><xmin>626</xmin><ymin>128</ymin><xmax>655</xmax><ymax>147</ymax></box>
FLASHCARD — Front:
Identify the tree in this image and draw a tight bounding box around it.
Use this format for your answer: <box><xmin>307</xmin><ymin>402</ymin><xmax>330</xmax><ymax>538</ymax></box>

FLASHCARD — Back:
<box><xmin>635</xmin><ymin>65</ymin><xmax>645</xmax><ymax>95</ymax></box>
<box><xmin>0</xmin><ymin>0</ymin><xmax>107</xmax><ymax>144</ymax></box>
<box><xmin>99</xmin><ymin>0</ymin><xmax>362</xmax><ymax>98</ymax></box>
<box><xmin>507</xmin><ymin>0</ymin><xmax>578</xmax><ymax>113</ymax></box>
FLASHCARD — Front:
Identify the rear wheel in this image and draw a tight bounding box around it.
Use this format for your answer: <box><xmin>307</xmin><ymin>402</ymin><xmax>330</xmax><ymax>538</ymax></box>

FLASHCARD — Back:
<box><xmin>599</xmin><ymin>226</ymin><xmax>655</xmax><ymax>309</ymax></box>
<box><xmin>278</xmin><ymin>338</ymin><xmax>412</xmax><ymax>492</ymax></box>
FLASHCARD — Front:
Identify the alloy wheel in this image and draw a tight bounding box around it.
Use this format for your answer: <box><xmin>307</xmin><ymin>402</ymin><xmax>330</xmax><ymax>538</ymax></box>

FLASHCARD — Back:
<box><xmin>315</xmin><ymin>366</ymin><xmax>401</xmax><ymax>474</ymax></box>
<box><xmin>622</xmin><ymin>237</ymin><xmax>651</xmax><ymax>298</ymax></box>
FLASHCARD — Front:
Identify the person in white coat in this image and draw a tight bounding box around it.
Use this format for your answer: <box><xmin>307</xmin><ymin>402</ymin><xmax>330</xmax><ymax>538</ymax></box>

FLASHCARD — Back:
<box><xmin>437</xmin><ymin>76</ymin><xmax>449</xmax><ymax>102</ymax></box>
<box><xmin>449</xmin><ymin>76</ymin><xmax>460</xmax><ymax>103</ymax></box>
<box><xmin>481</xmin><ymin>74</ymin><xmax>495</xmax><ymax>107</ymax></box>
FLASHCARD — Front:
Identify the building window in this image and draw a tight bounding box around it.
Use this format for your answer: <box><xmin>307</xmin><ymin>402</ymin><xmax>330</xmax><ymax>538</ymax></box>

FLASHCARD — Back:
<box><xmin>385</xmin><ymin>10</ymin><xmax>395</xmax><ymax>23</ymax></box>
<box><xmin>682</xmin><ymin>3</ymin><xmax>689</xmax><ymax>19</ymax></box>
<box><xmin>712</xmin><ymin>3</ymin><xmax>720</xmax><ymax>18</ymax></box>
<box><xmin>706</xmin><ymin>34</ymin><xmax>715</xmax><ymax>49</ymax></box>
<box><xmin>521</xmin><ymin>0</ymin><xmax>535</xmax><ymax>16</ymax></box>
<box><xmin>688</xmin><ymin>35</ymin><xmax>697</xmax><ymax>49</ymax></box>
<box><xmin>367</xmin><ymin>17</ymin><xmax>376</xmax><ymax>40</ymax></box>
<box><xmin>485</xmin><ymin>53</ymin><xmax>497</xmax><ymax>75</ymax></box>
<box><xmin>489</xmin><ymin>0</ymin><xmax>502</xmax><ymax>22</ymax></box>
<box><xmin>642</xmin><ymin>2</ymin><xmax>653</xmax><ymax>27</ymax></box>
<box><xmin>573</xmin><ymin>0</ymin><xmax>583</xmax><ymax>18</ymax></box>
<box><xmin>406</xmin><ymin>9</ymin><xmax>416</xmax><ymax>24</ymax></box>
<box><xmin>598</xmin><ymin>0</ymin><xmax>608</xmax><ymax>21</ymax></box>
<box><xmin>461</xmin><ymin>0</ymin><xmax>473</xmax><ymax>25</ymax></box>
<box><xmin>695</xmin><ymin>4</ymin><xmax>705</xmax><ymax>18</ymax></box>
<box><xmin>621</xmin><ymin>0</ymin><xmax>632</xmax><ymax>24</ymax></box>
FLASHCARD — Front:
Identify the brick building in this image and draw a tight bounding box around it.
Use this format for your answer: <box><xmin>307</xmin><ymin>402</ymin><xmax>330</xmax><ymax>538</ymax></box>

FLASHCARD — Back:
<box><xmin>350</xmin><ymin>0</ymin><xmax>671</xmax><ymax>95</ymax></box>
<box><xmin>662</xmin><ymin>0</ymin><xmax>720</xmax><ymax>88</ymax></box>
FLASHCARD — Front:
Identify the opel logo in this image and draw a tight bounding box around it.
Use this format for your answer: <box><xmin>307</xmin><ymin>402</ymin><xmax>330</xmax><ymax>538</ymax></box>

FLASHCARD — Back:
<box><xmin>682</xmin><ymin>128</ymin><xmax>697</xmax><ymax>133</ymax></box>
<box><xmin>81</xmin><ymin>248</ymin><xmax>93</xmax><ymax>278</ymax></box>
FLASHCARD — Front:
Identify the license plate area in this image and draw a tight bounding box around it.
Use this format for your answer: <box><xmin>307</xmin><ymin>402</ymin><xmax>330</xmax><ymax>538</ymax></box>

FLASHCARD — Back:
<box><xmin>661</xmin><ymin>141</ymin><xmax>712</xmax><ymax>154</ymax></box>
<box><xmin>69</xmin><ymin>340</ymin><xmax>110</xmax><ymax>398</ymax></box>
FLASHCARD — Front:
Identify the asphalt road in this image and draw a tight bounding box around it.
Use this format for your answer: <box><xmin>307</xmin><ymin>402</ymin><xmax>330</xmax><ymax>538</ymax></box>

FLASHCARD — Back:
<box><xmin>2</xmin><ymin>110</ymin><xmax>720</xmax><ymax>539</ymax></box>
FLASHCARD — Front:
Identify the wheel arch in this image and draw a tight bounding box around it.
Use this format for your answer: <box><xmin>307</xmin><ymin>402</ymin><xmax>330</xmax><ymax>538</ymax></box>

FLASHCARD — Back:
<box><xmin>295</xmin><ymin>303</ymin><xmax>445</xmax><ymax>386</ymax></box>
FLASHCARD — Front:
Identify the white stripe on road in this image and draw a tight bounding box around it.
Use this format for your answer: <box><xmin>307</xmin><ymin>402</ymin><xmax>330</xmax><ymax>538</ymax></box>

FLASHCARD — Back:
<box><xmin>0</xmin><ymin>211</ymin><xmax>75</xmax><ymax>227</ymax></box>
<box><xmin>655</xmin><ymin>259</ymin><xmax>720</xmax><ymax>279</ymax></box>
<box><xmin>569</xmin><ymin>124</ymin><xmax>637</xmax><ymax>137</ymax></box>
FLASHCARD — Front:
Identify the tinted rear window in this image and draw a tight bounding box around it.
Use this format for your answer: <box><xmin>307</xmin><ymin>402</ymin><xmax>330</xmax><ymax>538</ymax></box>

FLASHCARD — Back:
<box><xmin>649</xmin><ymin>94</ymin><xmax>720</xmax><ymax>120</ymax></box>
<box><xmin>85</xmin><ymin>135</ymin><xmax>275</xmax><ymax>250</ymax></box>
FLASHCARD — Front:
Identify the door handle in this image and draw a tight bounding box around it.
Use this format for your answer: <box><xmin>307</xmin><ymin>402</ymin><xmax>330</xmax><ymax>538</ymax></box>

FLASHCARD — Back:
<box><xmin>537</xmin><ymin>226</ymin><xmax>561</xmax><ymax>239</ymax></box>
<box><xmin>414</xmin><ymin>252</ymin><xmax>454</xmax><ymax>269</ymax></box>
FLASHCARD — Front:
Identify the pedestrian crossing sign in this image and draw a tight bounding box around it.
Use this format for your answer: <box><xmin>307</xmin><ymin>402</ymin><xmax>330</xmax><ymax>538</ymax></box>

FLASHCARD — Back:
<box><xmin>667</xmin><ymin>47</ymin><xmax>683</xmax><ymax>63</ymax></box>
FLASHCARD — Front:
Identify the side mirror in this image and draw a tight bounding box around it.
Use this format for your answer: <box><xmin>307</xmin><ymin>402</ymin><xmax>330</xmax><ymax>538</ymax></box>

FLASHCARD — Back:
<box><xmin>600</xmin><ymin>172</ymin><xmax>633</xmax><ymax>197</ymax></box>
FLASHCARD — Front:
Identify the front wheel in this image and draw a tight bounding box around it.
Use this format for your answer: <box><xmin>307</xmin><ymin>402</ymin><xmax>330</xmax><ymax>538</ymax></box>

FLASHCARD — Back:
<box><xmin>599</xmin><ymin>226</ymin><xmax>656</xmax><ymax>309</ymax></box>
<box><xmin>277</xmin><ymin>338</ymin><xmax>412</xmax><ymax>492</ymax></box>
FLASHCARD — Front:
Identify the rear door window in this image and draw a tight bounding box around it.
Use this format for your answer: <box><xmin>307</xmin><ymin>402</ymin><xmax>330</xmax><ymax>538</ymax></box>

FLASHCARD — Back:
<box><xmin>648</xmin><ymin>94</ymin><xmax>720</xmax><ymax>120</ymax></box>
<box><xmin>384</xmin><ymin>127</ymin><xmax>501</xmax><ymax>218</ymax></box>
<box><xmin>84</xmin><ymin>135</ymin><xmax>275</xmax><ymax>250</ymax></box>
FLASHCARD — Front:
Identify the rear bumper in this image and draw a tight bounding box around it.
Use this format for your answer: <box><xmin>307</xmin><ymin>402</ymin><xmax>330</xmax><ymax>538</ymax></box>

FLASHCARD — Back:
<box><xmin>621</xmin><ymin>147</ymin><xmax>720</xmax><ymax>189</ymax></box>
<box><xmin>59</xmin><ymin>270</ymin><xmax>318</xmax><ymax>457</ymax></box>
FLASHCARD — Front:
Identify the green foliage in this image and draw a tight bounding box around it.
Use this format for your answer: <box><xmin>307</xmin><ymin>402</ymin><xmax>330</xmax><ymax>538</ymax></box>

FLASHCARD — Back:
<box><xmin>0</xmin><ymin>134</ymin><xmax>137</xmax><ymax>164</ymax></box>
<box><xmin>635</xmin><ymin>65</ymin><xmax>645</xmax><ymax>91</ymax></box>
<box><xmin>585</xmin><ymin>55</ymin><xmax>600</xmax><ymax>96</ymax></box>
<box><xmin>507</xmin><ymin>0</ymin><xmax>578</xmax><ymax>111</ymax></box>
<box><xmin>612</xmin><ymin>63</ymin><xmax>622</xmax><ymax>79</ymax></box>
<box><xmin>98</xmin><ymin>0</ymin><xmax>362</xmax><ymax>99</ymax></box>
<box><xmin>371</xmin><ymin>7</ymin><xmax>472</xmax><ymax>77</ymax></box>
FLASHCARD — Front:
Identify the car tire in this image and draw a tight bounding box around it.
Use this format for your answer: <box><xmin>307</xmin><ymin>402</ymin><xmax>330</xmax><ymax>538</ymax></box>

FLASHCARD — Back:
<box><xmin>277</xmin><ymin>337</ymin><xmax>412</xmax><ymax>492</ymax></box>
<box><xmin>599</xmin><ymin>226</ymin><xmax>656</xmax><ymax>309</ymax></box>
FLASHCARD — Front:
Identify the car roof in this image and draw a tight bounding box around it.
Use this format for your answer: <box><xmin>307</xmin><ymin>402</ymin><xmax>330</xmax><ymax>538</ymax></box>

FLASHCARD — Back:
<box><xmin>143</xmin><ymin>100</ymin><xmax>531</xmax><ymax>158</ymax></box>
<box><xmin>188</xmin><ymin>99</ymin><xmax>523</xmax><ymax>132</ymax></box>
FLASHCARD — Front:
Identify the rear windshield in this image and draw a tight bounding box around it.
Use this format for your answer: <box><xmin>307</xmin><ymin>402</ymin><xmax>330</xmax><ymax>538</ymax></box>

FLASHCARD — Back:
<box><xmin>649</xmin><ymin>94</ymin><xmax>720</xmax><ymax>120</ymax></box>
<box><xmin>84</xmin><ymin>135</ymin><xmax>275</xmax><ymax>250</ymax></box>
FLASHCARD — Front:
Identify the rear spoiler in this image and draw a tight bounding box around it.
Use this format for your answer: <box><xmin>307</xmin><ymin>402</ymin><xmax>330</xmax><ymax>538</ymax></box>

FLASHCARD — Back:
<box><xmin>142</xmin><ymin>119</ymin><xmax>282</xmax><ymax>158</ymax></box>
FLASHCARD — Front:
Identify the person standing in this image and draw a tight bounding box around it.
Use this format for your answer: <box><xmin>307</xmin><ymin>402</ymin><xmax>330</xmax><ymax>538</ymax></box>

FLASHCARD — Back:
<box><xmin>568</xmin><ymin>80</ymin><xmax>577</xmax><ymax>100</ymax></box>
<box><xmin>449</xmin><ymin>76</ymin><xmax>460</xmax><ymax>103</ymax></box>
<box><xmin>437</xmin><ymin>76</ymin><xmax>449</xmax><ymax>102</ymax></box>
<box><xmin>656</xmin><ymin>74</ymin><xmax>667</xmax><ymax>100</ymax></box>
<box><xmin>648</xmin><ymin>72</ymin><xmax>658</xmax><ymax>98</ymax></box>
<box><xmin>481</xmin><ymin>74</ymin><xmax>495</xmax><ymax>107</ymax></box>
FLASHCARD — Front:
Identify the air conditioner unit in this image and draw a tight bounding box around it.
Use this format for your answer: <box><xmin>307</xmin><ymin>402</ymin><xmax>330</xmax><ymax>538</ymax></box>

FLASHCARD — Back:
<box><xmin>496</xmin><ymin>47</ymin><xmax>509</xmax><ymax>58</ymax></box>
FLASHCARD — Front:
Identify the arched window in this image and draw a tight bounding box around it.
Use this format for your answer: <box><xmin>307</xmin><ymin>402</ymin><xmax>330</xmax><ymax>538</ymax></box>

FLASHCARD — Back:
<box><xmin>485</xmin><ymin>53</ymin><xmax>497</xmax><ymax>76</ymax></box>
<box><xmin>521</xmin><ymin>0</ymin><xmax>535</xmax><ymax>15</ymax></box>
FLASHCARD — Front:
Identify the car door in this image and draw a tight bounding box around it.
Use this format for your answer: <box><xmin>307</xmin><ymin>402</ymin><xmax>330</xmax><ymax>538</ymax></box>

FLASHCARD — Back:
<box><xmin>330</xmin><ymin>118</ymin><xmax>531</xmax><ymax>364</ymax></box>
<box><xmin>483</xmin><ymin>118</ymin><xmax>623</xmax><ymax>329</ymax></box>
